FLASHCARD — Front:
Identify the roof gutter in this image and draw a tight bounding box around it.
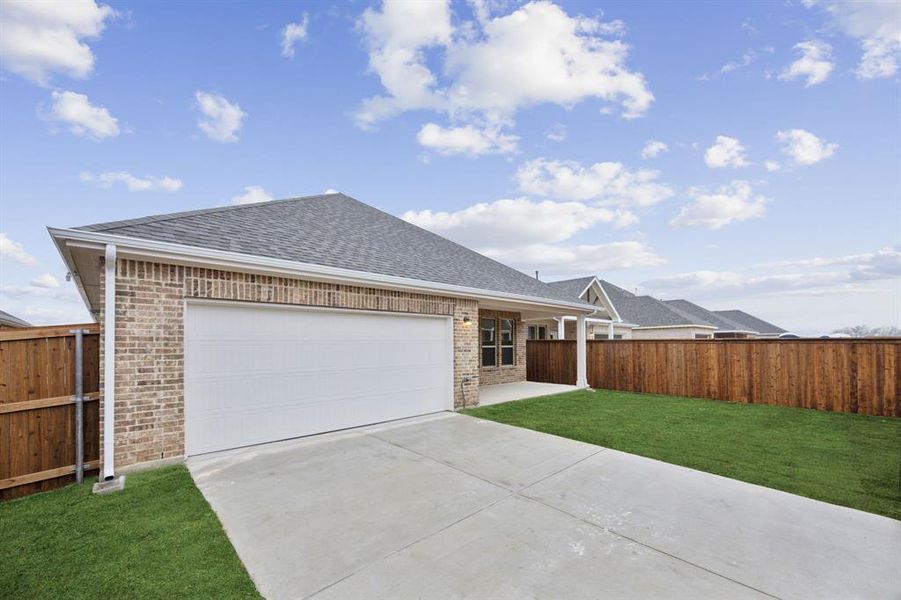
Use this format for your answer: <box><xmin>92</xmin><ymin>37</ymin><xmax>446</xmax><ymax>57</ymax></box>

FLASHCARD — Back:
<box><xmin>48</xmin><ymin>227</ymin><xmax>596</xmax><ymax>315</ymax></box>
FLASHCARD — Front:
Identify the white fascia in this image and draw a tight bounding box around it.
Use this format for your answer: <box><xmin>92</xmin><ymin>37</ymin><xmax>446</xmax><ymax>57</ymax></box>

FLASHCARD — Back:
<box><xmin>48</xmin><ymin>227</ymin><xmax>596</xmax><ymax>315</ymax></box>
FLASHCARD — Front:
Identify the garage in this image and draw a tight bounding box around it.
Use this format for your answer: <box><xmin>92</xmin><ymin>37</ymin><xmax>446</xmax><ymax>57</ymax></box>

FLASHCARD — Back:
<box><xmin>184</xmin><ymin>301</ymin><xmax>454</xmax><ymax>455</ymax></box>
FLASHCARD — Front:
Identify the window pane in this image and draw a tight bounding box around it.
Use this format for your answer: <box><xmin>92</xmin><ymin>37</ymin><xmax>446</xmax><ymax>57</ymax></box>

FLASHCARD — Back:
<box><xmin>500</xmin><ymin>319</ymin><xmax>514</xmax><ymax>345</ymax></box>
<box><xmin>538</xmin><ymin>326</ymin><xmax>546</xmax><ymax>340</ymax></box>
<box><xmin>527</xmin><ymin>326</ymin><xmax>536</xmax><ymax>340</ymax></box>
<box><xmin>501</xmin><ymin>347</ymin><xmax>514</xmax><ymax>365</ymax></box>
<box><xmin>482</xmin><ymin>346</ymin><xmax>497</xmax><ymax>367</ymax></box>
<box><xmin>481</xmin><ymin>318</ymin><xmax>496</xmax><ymax>344</ymax></box>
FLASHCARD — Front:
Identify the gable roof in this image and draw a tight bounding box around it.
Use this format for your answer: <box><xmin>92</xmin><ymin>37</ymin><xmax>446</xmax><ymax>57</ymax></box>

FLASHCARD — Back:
<box><xmin>548</xmin><ymin>276</ymin><xmax>621</xmax><ymax>322</ymax></box>
<box><xmin>598</xmin><ymin>280</ymin><xmax>712</xmax><ymax>328</ymax></box>
<box><xmin>70</xmin><ymin>193</ymin><xmax>587</xmax><ymax>307</ymax></box>
<box><xmin>713</xmin><ymin>309</ymin><xmax>786</xmax><ymax>335</ymax></box>
<box><xmin>663</xmin><ymin>299</ymin><xmax>756</xmax><ymax>332</ymax></box>
<box><xmin>0</xmin><ymin>309</ymin><xmax>30</xmax><ymax>328</ymax></box>
<box><xmin>547</xmin><ymin>276</ymin><xmax>596</xmax><ymax>300</ymax></box>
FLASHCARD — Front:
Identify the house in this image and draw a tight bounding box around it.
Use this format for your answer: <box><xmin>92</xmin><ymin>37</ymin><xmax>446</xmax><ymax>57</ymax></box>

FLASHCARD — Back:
<box><xmin>543</xmin><ymin>277</ymin><xmax>719</xmax><ymax>340</ymax></box>
<box><xmin>0</xmin><ymin>309</ymin><xmax>31</xmax><ymax>328</ymax></box>
<box><xmin>712</xmin><ymin>309</ymin><xmax>787</xmax><ymax>338</ymax></box>
<box><xmin>49</xmin><ymin>193</ymin><xmax>595</xmax><ymax>481</ymax></box>
<box><xmin>662</xmin><ymin>299</ymin><xmax>757</xmax><ymax>339</ymax></box>
<box><xmin>525</xmin><ymin>276</ymin><xmax>635</xmax><ymax>340</ymax></box>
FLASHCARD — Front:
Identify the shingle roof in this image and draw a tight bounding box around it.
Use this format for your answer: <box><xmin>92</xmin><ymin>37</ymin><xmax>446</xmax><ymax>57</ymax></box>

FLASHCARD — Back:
<box><xmin>75</xmin><ymin>193</ymin><xmax>585</xmax><ymax>305</ymax></box>
<box><xmin>547</xmin><ymin>276</ymin><xmax>595</xmax><ymax>300</ymax></box>
<box><xmin>0</xmin><ymin>309</ymin><xmax>30</xmax><ymax>327</ymax></box>
<box><xmin>713</xmin><ymin>309</ymin><xmax>786</xmax><ymax>335</ymax></box>
<box><xmin>597</xmin><ymin>280</ymin><xmax>706</xmax><ymax>327</ymax></box>
<box><xmin>663</xmin><ymin>299</ymin><xmax>755</xmax><ymax>332</ymax></box>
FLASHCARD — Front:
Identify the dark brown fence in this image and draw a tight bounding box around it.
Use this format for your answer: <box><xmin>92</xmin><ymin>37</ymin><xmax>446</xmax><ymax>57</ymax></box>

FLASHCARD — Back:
<box><xmin>527</xmin><ymin>339</ymin><xmax>901</xmax><ymax>417</ymax></box>
<box><xmin>1</xmin><ymin>324</ymin><xmax>100</xmax><ymax>500</ymax></box>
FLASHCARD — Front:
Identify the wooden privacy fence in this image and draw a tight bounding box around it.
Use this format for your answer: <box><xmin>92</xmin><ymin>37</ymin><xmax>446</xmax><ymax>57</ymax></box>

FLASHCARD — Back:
<box><xmin>1</xmin><ymin>324</ymin><xmax>100</xmax><ymax>500</ymax></box>
<box><xmin>527</xmin><ymin>339</ymin><xmax>901</xmax><ymax>417</ymax></box>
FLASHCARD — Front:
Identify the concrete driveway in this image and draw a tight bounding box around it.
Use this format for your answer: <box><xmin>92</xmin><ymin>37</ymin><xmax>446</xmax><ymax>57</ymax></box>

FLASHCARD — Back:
<box><xmin>188</xmin><ymin>413</ymin><xmax>900</xmax><ymax>600</ymax></box>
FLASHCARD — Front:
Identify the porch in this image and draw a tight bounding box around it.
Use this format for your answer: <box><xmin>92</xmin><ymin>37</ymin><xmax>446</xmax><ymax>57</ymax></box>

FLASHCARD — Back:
<box><xmin>478</xmin><ymin>381</ymin><xmax>580</xmax><ymax>406</ymax></box>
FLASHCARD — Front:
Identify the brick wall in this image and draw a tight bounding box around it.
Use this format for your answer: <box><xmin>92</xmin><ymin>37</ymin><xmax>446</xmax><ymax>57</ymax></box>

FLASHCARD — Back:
<box><xmin>477</xmin><ymin>309</ymin><xmax>527</xmax><ymax>386</ymax></box>
<box><xmin>100</xmin><ymin>258</ymin><xmax>481</xmax><ymax>470</ymax></box>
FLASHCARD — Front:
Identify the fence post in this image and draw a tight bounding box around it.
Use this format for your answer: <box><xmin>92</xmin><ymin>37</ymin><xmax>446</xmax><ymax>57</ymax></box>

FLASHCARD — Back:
<box><xmin>71</xmin><ymin>328</ymin><xmax>84</xmax><ymax>484</ymax></box>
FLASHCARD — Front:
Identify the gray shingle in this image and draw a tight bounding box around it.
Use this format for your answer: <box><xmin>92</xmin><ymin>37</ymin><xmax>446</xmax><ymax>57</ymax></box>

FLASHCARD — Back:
<box><xmin>0</xmin><ymin>309</ymin><xmax>30</xmax><ymax>327</ymax></box>
<box><xmin>596</xmin><ymin>280</ymin><xmax>703</xmax><ymax>327</ymax></box>
<box><xmin>663</xmin><ymin>300</ymin><xmax>756</xmax><ymax>332</ymax></box>
<box><xmin>547</xmin><ymin>276</ymin><xmax>596</xmax><ymax>300</ymax></box>
<box><xmin>713</xmin><ymin>309</ymin><xmax>786</xmax><ymax>334</ymax></box>
<box><xmin>75</xmin><ymin>193</ymin><xmax>585</xmax><ymax>305</ymax></box>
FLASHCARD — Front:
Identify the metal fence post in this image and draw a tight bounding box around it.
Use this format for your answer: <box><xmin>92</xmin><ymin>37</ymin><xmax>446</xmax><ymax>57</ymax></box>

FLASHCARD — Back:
<box><xmin>72</xmin><ymin>328</ymin><xmax>84</xmax><ymax>484</ymax></box>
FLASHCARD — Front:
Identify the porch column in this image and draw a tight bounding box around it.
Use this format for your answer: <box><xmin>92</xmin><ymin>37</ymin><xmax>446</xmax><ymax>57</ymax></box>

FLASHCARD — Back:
<box><xmin>557</xmin><ymin>317</ymin><xmax>565</xmax><ymax>340</ymax></box>
<box><xmin>576</xmin><ymin>314</ymin><xmax>588</xmax><ymax>387</ymax></box>
<box><xmin>608</xmin><ymin>320</ymin><xmax>615</xmax><ymax>339</ymax></box>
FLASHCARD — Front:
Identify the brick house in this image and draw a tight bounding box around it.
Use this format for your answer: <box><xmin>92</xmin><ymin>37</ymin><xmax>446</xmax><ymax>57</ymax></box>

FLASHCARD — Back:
<box><xmin>50</xmin><ymin>193</ymin><xmax>594</xmax><ymax>481</ymax></box>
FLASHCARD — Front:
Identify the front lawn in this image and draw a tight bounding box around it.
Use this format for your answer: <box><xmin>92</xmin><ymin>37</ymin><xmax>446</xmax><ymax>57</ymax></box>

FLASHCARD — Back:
<box><xmin>464</xmin><ymin>389</ymin><xmax>901</xmax><ymax>520</ymax></box>
<box><xmin>0</xmin><ymin>465</ymin><xmax>260</xmax><ymax>599</ymax></box>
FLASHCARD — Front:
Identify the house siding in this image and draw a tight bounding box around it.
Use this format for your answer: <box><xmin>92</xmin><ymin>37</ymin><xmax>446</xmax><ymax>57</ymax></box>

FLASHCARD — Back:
<box><xmin>631</xmin><ymin>326</ymin><xmax>715</xmax><ymax>340</ymax></box>
<box><xmin>99</xmin><ymin>258</ymin><xmax>480</xmax><ymax>470</ymax></box>
<box><xmin>477</xmin><ymin>309</ymin><xmax>527</xmax><ymax>386</ymax></box>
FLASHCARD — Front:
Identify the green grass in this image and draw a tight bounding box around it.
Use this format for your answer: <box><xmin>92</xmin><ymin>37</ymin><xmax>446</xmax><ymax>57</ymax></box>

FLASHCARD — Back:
<box><xmin>465</xmin><ymin>389</ymin><xmax>901</xmax><ymax>520</ymax></box>
<box><xmin>0</xmin><ymin>465</ymin><xmax>260</xmax><ymax>599</ymax></box>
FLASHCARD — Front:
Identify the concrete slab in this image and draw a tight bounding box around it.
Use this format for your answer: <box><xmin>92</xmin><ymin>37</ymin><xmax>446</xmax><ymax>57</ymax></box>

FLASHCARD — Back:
<box><xmin>478</xmin><ymin>381</ymin><xmax>580</xmax><ymax>406</ymax></box>
<box><xmin>189</xmin><ymin>428</ymin><xmax>510</xmax><ymax>600</ymax></box>
<box><xmin>189</xmin><ymin>413</ymin><xmax>901</xmax><ymax>600</ymax></box>
<box><xmin>523</xmin><ymin>448</ymin><xmax>901</xmax><ymax>600</ymax></box>
<box><xmin>314</xmin><ymin>495</ymin><xmax>768</xmax><ymax>600</ymax></box>
<box><xmin>367</xmin><ymin>413</ymin><xmax>602</xmax><ymax>490</ymax></box>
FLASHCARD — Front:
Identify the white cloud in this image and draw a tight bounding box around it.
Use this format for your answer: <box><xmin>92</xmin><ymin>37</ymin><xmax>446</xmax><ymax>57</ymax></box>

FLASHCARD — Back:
<box><xmin>48</xmin><ymin>90</ymin><xmax>119</xmax><ymax>139</ymax></box>
<box><xmin>416</xmin><ymin>122</ymin><xmax>518</xmax><ymax>156</ymax></box>
<box><xmin>486</xmin><ymin>241</ymin><xmax>665</xmax><ymax>273</ymax></box>
<box><xmin>808</xmin><ymin>0</ymin><xmax>901</xmax><ymax>79</ymax></box>
<box><xmin>403</xmin><ymin>196</ymin><xmax>658</xmax><ymax>274</ymax></box>
<box><xmin>704</xmin><ymin>135</ymin><xmax>750</xmax><ymax>168</ymax></box>
<box><xmin>281</xmin><ymin>13</ymin><xmax>309</xmax><ymax>58</ymax></box>
<box><xmin>643</xmin><ymin>246</ymin><xmax>900</xmax><ymax>299</ymax></box>
<box><xmin>641</xmin><ymin>140</ymin><xmax>668</xmax><ymax>159</ymax></box>
<box><xmin>0</xmin><ymin>233</ymin><xmax>37</xmax><ymax>266</ymax></box>
<box><xmin>0</xmin><ymin>0</ymin><xmax>115</xmax><ymax>85</ymax></box>
<box><xmin>355</xmin><ymin>0</ymin><xmax>653</xmax><ymax>147</ymax></box>
<box><xmin>195</xmin><ymin>91</ymin><xmax>246</xmax><ymax>143</ymax></box>
<box><xmin>231</xmin><ymin>185</ymin><xmax>273</xmax><ymax>205</ymax></box>
<box><xmin>31</xmin><ymin>273</ymin><xmax>60</xmax><ymax>288</ymax></box>
<box><xmin>763</xmin><ymin>245</ymin><xmax>901</xmax><ymax>279</ymax></box>
<box><xmin>515</xmin><ymin>158</ymin><xmax>674</xmax><ymax>209</ymax></box>
<box><xmin>764</xmin><ymin>160</ymin><xmax>781</xmax><ymax>172</ymax></box>
<box><xmin>776</xmin><ymin>128</ymin><xmax>837</xmax><ymax>166</ymax></box>
<box><xmin>720</xmin><ymin>49</ymin><xmax>757</xmax><ymax>74</ymax></box>
<box><xmin>779</xmin><ymin>40</ymin><xmax>834</xmax><ymax>86</ymax></box>
<box><xmin>80</xmin><ymin>171</ymin><xmax>182</xmax><ymax>192</ymax></box>
<box><xmin>403</xmin><ymin>197</ymin><xmax>634</xmax><ymax>249</ymax></box>
<box><xmin>546</xmin><ymin>123</ymin><xmax>567</xmax><ymax>143</ymax></box>
<box><xmin>0</xmin><ymin>283</ymin><xmax>80</xmax><ymax>302</ymax></box>
<box><xmin>670</xmin><ymin>180</ymin><xmax>768</xmax><ymax>229</ymax></box>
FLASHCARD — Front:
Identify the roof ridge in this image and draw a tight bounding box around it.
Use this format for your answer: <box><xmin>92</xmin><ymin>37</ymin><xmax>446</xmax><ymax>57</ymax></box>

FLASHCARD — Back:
<box><xmin>76</xmin><ymin>192</ymin><xmax>343</xmax><ymax>232</ymax></box>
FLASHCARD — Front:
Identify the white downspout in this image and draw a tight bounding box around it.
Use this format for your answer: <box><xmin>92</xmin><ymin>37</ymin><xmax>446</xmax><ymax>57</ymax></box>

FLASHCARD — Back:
<box><xmin>103</xmin><ymin>244</ymin><xmax>116</xmax><ymax>481</ymax></box>
<box><xmin>608</xmin><ymin>320</ymin><xmax>615</xmax><ymax>340</ymax></box>
<box><xmin>557</xmin><ymin>317</ymin><xmax>566</xmax><ymax>340</ymax></box>
<box><xmin>576</xmin><ymin>313</ymin><xmax>588</xmax><ymax>388</ymax></box>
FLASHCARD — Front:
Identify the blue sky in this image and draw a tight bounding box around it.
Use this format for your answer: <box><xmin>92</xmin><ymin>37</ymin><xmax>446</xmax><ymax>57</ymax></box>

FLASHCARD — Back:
<box><xmin>1</xmin><ymin>0</ymin><xmax>898</xmax><ymax>335</ymax></box>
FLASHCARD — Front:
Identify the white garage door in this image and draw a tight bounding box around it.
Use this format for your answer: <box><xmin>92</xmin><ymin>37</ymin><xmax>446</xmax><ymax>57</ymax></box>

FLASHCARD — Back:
<box><xmin>184</xmin><ymin>301</ymin><xmax>453</xmax><ymax>455</ymax></box>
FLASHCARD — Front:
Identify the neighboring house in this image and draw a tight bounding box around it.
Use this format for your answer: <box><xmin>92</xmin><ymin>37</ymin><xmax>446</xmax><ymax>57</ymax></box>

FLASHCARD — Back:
<box><xmin>0</xmin><ymin>309</ymin><xmax>30</xmax><ymax>328</ymax></box>
<box><xmin>545</xmin><ymin>278</ymin><xmax>718</xmax><ymax>340</ymax></box>
<box><xmin>662</xmin><ymin>300</ymin><xmax>757</xmax><ymax>339</ymax></box>
<box><xmin>526</xmin><ymin>276</ymin><xmax>634</xmax><ymax>340</ymax></box>
<box><xmin>712</xmin><ymin>309</ymin><xmax>787</xmax><ymax>338</ymax></box>
<box><xmin>50</xmin><ymin>193</ymin><xmax>595</xmax><ymax>477</ymax></box>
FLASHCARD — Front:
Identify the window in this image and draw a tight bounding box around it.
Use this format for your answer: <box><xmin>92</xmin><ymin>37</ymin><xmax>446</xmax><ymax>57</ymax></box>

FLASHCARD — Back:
<box><xmin>481</xmin><ymin>318</ymin><xmax>496</xmax><ymax>367</ymax></box>
<box><xmin>527</xmin><ymin>325</ymin><xmax>547</xmax><ymax>340</ymax></box>
<box><xmin>500</xmin><ymin>319</ymin><xmax>515</xmax><ymax>365</ymax></box>
<box><xmin>695</xmin><ymin>333</ymin><xmax>712</xmax><ymax>339</ymax></box>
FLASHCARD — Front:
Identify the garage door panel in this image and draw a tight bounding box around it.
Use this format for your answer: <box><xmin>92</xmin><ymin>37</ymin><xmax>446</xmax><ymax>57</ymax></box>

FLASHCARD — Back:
<box><xmin>185</xmin><ymin>303</ymin><xmax>453</xmax><ymax>455</ymax></box>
